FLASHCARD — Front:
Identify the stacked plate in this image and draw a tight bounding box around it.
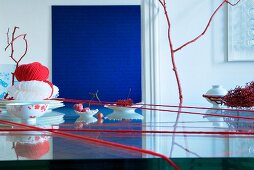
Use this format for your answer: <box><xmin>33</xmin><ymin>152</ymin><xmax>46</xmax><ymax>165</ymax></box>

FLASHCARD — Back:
<box><xmin>0</xmin><ymin>99</ymin><xmax>64</xmax><ymax>113</ymax></box>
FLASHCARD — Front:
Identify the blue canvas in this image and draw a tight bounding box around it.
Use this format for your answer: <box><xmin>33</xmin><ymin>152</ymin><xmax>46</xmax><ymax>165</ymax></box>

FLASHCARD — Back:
<box><xmin>0</xmin><ymin>64</ymin><xmax>15</xmax><ymax>99</ymax></box>
<box><xmin>52</xmin><ymin>6</ymin><xmax>141</xmax><ymax>102</ymax></box>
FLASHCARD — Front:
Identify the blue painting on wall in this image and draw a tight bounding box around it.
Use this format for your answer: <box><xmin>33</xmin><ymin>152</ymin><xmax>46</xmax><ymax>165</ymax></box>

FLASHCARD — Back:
<box><xmin>52</xmin><ymin>6</ymin><xmax>141</xmax><ymax>102</ymax></box>
<box><xmin>0</xmin><ymin>64</ymin><xmax>15</xmax><ymax>99</ymax></box>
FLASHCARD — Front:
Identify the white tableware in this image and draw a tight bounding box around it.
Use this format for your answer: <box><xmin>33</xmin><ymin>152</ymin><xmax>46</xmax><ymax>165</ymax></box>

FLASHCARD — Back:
<box><xmin>206</xmin><ymin>85</ymin><xmax>228</xmax><ymax>96</ymax></box>
<box><xmin>75</xmin><ymin>116</ymin><xmax>97</xmax><ymax>124</ymax></box>
<box><xmin>105</xmin><ymin>104</ymin><xmax>143</xmax><ymax>120</ymax></box>
<box><xmin>0</xmin><ymin>111</ymin><xmax>64</xmax><ymax>126</ymax></box>
<box><xmin>0</xmin><ymin>99</ymin><xmax>63</xmax><ymax>105</ymax></box>
<box><xmin>6</xmin><ymin>103</ymin><xmax>49</xmax><ymax>125</ymax></box>
<box><xmin>75</xmin><ymin>109</ymin><xmax>99</xmax><ymax>117</ymax></box>
<box><xmin>0</xmin><ymin>99</ymin><xmax>63</xmax><ymax>111</ymax></box>
<box><xmin>74</xmin><ymin>109</ymin><xmax>99</xmax><ymax>124</ymax></box>
<box><xmin>204</xmin><ymin>85</ymin><xmax>228</xmax><ymax>108</ymax></box>
<box><xmin>47</xmin><ymin>103</ymin><xmax>65</xmax><ymax>111</ymax></box>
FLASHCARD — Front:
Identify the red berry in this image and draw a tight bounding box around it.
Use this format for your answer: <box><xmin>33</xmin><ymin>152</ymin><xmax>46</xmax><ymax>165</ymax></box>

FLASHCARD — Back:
<box><xmin>97</xmin><ymin>112</ymin><xmax>103</xmax><ymax>119</ymax></box>
<box><xmin>82</xmin><ymin>107</ymin><xmax>90</xmax><ymax>112</ymax></box>
<box><xmin>73</xmin><ymin>104</ymin><xmax>83</xmax><ymax>112</ymax></box>
<box><xmin>74</xmin><ymin>122</ymin><xmax>83</xmax><ymax>129</ymax></box>
<box><xmin>97</xmin><ymin>118</ymin><xmax>103</xmax><ymax>124</ymax></box>
<box><xmin>116</xmin><ymin>98</ymin><xmax>133</xmax><ymax>106</ymax></box>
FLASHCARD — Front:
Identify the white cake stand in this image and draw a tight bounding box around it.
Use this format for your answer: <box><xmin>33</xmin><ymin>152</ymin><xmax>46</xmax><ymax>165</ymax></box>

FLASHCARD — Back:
<box><xmin>74</xmin><ymin>109</ymin><xmax>98</xmax><ymax>124</ymax></box>
<box><xmin>105</xmin><ymin>104</ymin><xmax>143</xmax><ymax>120</ymax></box>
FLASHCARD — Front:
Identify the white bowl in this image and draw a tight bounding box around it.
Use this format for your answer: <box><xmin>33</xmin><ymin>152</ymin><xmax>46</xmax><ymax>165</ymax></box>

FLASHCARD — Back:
<box><xmin>74</xmin><ymin>109</ymin><xmax>99</xmax><ymax>117</ymax></box>
<box><xmin>204</xmin><ymin>85</ymin><xmax>228</xmax><ymax>107</ymax></box>
<box><xmin>6</xmin><ymin>103</ymin><xmax>49</xmax><ymax>124</ymax></box>
<box><xmin>205</xmin><ymin>85</ymin><xmax>228</xmax><ymax>96</ymax></box>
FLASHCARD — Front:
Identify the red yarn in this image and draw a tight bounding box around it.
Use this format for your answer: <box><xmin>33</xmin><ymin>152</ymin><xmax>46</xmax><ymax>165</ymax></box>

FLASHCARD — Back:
<box><xmin>14</xmin><ymin>62</ymin><xmax>49</xmax><ymax>81</ymax></box>
<box><xmin>15</xmin><ymin>140</ymin><xmax>50</xmax><ymax>159</ymax></box>
<box><xmin>43</xmin><ymin>80</ymin><xmax>54</xmax><ymax>99</ymax></box>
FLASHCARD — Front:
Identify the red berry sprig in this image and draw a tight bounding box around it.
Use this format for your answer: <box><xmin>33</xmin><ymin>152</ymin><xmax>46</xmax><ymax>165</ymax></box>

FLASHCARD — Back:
<box><xmin>223</xmin><ymin>81</ymin><xmax>254</xmax><ymax>108</ymax></box>
<box><xmin>116</xmin><ymin>98</ymin><xmax>133</xmax><ymax>106</ymax></box>
<box><xmin>73</xmin><ymin>103</ymin><xmax>90</xmax><ymax>112</ymax></box>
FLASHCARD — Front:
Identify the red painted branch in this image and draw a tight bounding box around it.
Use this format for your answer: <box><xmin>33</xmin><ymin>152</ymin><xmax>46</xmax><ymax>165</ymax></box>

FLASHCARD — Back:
<box><xmin>225</xmin><ymin>0</ymin><xmax>241</xmax><ymax>6</ymax></box>
<box><xmin>159</xmin><ymin>0</ymin><xmax>183</xmax><ymax>103</ymax></box>
<box><xmin>173</xmin><ymin>0</ymin><xmax>241</xmax><ymax>53</ymax></box>
<box><xmin>173</xmin><ymin>0</ymin><xmax>226</xmax><ymax>52</ymax></box>
<box><xmin>158</xmin><ymin>0</ymin><xmax>241</xmax><ymax>106</ymax></box>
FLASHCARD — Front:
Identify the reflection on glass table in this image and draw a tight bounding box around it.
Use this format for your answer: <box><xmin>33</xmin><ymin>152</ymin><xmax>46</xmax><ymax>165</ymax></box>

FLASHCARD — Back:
<box><xmin>0</xmin><ymin>103</ymin><xmax>254</xmax><ymax>169</ymax></box>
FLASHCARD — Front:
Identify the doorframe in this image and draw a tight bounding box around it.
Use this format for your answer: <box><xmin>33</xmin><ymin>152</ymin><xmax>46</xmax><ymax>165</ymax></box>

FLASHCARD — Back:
<box><xmin>141</xmin><ymin>0</ymin><xmax>161</xmax><ymax>156</ymax></box>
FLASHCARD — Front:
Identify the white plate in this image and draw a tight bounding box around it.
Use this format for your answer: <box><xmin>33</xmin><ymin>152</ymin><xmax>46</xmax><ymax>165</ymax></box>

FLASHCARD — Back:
<box><xmin>48</xmin><ymin>103</ymin><xmax>65</xmax><ymax>110</ymax></box>
<box><xmin>0</xmin><ymin>100</ymin><xmax>64</xmax><ymax>111</ymax></box>
<box><xmin>0</xmin><ymin>99</ymin><xmax>63</xmax><ymax>105</ymax></box>
<box><xmin>0</xmin><ymin>111</ymin><xmax>65</xmax><ymax>126</ymax></box>
<box><xmin>104</xmin><ymin>104</ymin><xmax>142</xmax><ymax>113</ymax></box>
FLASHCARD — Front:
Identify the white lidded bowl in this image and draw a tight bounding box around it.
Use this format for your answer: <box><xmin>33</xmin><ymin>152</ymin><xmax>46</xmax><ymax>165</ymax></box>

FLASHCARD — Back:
<box><xmin>6</xmin><ymin>103</ymin><xmax>49</xmax><ymax>125</ymax></box>
<box><xmin>205</xmin><ymin>85</ymin><xmax>228</xmax><ymax>107</ymax></box>
<box><xmin>206</xmin><ymin>85</ymin><xmax>228</xmax><ymax>96</ymax></box>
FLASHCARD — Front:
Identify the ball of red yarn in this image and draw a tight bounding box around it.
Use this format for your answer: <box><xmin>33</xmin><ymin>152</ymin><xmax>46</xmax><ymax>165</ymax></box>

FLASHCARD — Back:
<box><xmin>15</xmin><ymin>140</ymin><xmax>50</xmax><ymax>159</ymax></box>
<box><xmin>14</xmin><ymin>62</ymin><xmax>49</xmax><ymax>81</ymax></box>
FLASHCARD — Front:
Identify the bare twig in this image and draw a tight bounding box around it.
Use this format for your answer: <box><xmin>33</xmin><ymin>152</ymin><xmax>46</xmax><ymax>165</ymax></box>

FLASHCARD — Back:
<box><xmin>6</xmin><ymin>28</ymin><xmax>9</xmax><ymax>44</ymax></box>
<box><xmin>127</xmin><ymin>88</ymin><xmax>132</xmax><ymax>99</ymax></box>
<box><xmin>5</xmin><ymin>26</ymin><xmax>28</xmax><ymax>85</ymax></box>
<box><xmin>17</xmin><ymin>34</ymin><xmax>28</xmax><ymax>64</ymax></box>
<box><xmin>174</xmin><ymin>142</ymin><xmax>201</xmax><ymax>157</ymax></box>
<box><xmin>5</xmin><ymin>34</ymin><xmax>27</xmax><ymax>51</ymax></box>
<box><xmin>89</xmin><ymin>90</ymin><xmax>101</xmax><ymax>107</ymax></box>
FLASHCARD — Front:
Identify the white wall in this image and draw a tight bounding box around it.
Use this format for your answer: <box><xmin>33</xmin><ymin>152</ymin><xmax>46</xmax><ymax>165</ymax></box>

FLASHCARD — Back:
<box><xmin>157</xmin><ymin>0</ymin><xmax>254</xmax><ymax>106</ymax></box>
<box><xmin>0</xmin><ymin>0</ymin><xmax>253</xmax><ymax>105</ymax></box>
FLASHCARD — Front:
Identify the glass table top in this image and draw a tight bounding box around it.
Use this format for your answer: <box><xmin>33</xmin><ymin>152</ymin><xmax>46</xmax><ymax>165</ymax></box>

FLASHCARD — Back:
<box><xmin>0</xmin><ymin>102</ymin><xmax>254</xmax><ymax>169</ymax></box>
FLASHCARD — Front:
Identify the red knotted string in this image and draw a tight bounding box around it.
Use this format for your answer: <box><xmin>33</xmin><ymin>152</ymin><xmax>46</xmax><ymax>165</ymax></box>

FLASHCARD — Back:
<box><xmin>0</xmin><ymin>119</ymin><xmax>180</xmax><ymax>170</ymax></box>
<box><xmin>43</xmin><ymin>80</ymin><xmax>54</xmax><ymax>99</ymax></box>
<box><xmin>52</xmin><ymin>98</ymin><xmax>254</xmax><ymax>121</ymax></box>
